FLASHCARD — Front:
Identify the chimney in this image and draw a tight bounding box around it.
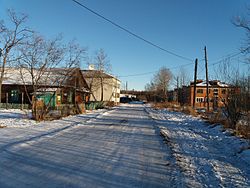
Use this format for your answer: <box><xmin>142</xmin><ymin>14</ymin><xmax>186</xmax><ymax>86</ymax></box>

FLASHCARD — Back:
<box><xmin>88</xmin><ymin>64</ymin><xmax>95</xmax><ymax>70</ymax></box>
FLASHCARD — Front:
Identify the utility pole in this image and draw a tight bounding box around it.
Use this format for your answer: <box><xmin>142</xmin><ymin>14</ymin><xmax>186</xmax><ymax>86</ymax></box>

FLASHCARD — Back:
<box><xmin>204</xmin><ymin>46</ymin><xmax>209</xmax><ymax>112</ymax></box>
<box><xmin>176</xmin><ymin>76</ymin><xmax>179</xmax><ymax>103</ymax></box>
<box><xmin>193</xmin><ymin>58</ymin><xmax>198</xmax><ymax>108</ymax></box>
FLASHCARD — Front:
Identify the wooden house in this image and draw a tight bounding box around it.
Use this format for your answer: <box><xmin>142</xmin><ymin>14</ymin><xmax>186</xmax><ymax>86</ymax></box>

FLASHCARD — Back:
<box><xmin>2</xmin><ymin>67</ymin><xmax>90</xmax><ymax>112</ymax></box>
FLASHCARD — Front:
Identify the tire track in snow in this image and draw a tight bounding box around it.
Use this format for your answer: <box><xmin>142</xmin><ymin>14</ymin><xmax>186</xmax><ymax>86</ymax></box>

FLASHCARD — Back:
<box><xmin>145</xmin><ymin>107</ymin><xmax>186</xmax><ymax>187</ymax></box>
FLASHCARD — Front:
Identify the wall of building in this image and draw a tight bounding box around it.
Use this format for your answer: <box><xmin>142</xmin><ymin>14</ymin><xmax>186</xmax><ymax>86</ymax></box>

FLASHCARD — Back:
<box><xmin>190</xmin><ymin>86</ymin><xmax>231</xmax><ymax>109</ymax></box>
<box><xmin>85</xmin><ymin>77</ymin><xmax>120</xmax><ymax>103</ymax></box>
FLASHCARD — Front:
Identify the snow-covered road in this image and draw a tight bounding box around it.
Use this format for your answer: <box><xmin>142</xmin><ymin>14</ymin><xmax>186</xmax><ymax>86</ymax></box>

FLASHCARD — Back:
<box><xmin>0</xmin><ymin>104</ymin><xmax>249</xmax><ymax>187</ymax></box>
<box><xmin>0</xmin><ymin>105</ymin><xmax>179</xmax><ymax>187</ymax></box>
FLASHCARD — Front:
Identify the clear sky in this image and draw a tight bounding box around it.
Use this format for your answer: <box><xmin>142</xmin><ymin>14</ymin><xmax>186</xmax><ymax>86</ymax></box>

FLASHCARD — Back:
<box><xmin>0</xmin><ymin>0</ymin><xmax>249</xmax><ymax>90</ymax></box>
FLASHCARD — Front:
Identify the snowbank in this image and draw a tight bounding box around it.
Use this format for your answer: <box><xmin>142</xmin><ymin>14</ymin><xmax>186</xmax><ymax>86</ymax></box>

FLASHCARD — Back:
<box><xmin>0</xmin><ymin>108</ymin><xmax>108</xmax><ymax>128</ymax></box>
<box><xmin>146</xmin><ymin>107</ymin><xmax>250</xmax><ymax>187</ymax></box>
<box><xmin>0</xmin><ymin>109</ymin><xmax>35</xmax><ymax>128</ymax></box>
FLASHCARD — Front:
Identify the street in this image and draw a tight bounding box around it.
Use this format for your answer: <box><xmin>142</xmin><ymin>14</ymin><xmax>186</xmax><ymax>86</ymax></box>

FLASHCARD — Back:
<box><xmin>0</xmin><ymin>105</ymin><xmax>178</xmax><ymax>187</ymax></box>
<box><xmin>0</xmin><ymin>104</ymin><xmax>249</xmax><ymax>187</ymax></box>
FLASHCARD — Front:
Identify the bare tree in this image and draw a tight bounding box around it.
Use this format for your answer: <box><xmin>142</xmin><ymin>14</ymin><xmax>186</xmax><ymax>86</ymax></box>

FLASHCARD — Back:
<box><xmin>85</xmin><ymin>57</ymin><xmax>98</xmax><ymax>101</ymax></box>
<box><xmin>233</xmin><ymin>11</ymin><xmax>250</xmax><ymax>59</ymax></box>
<box><xmin>232</xmin><ymin>10</ymin><xmax>250</xmax><ymax>112</ymax></box>
<box><xmin>213</xmin><ymin>58</ymin><xmax>240</xmax><ymax>83</ymax></box>
<box><xmin>17</xmin><ymin>34</ymin><xmax>86</xmax><ymax>120</ymax></box>
<box><xmin>145</xmin><ymin>81</ymin><xmax>155</xmax><ymax>91</ymax></box>
<box><xmin>0</xmin><ymin>9</ymin><xmax>32</xmax><ymax>103</ymax></box>
<box><xmin>154</xmin><ymin>67</ymin><xmax>172</xmax><ymax>101</ymax></box>
<box><xmin>215</xmin><ymin>11</ymin><xmax>250</xmax><ymax>128</ymax></box>
<box><xmin>145</xmin><ymin>67</ymin><xmax>172</xmax><ymax>102</ymax></box>
<box><xmin>17</xmin><ymin>34</ymin><xmax>63</xmax><ymax>119</ymax></box>
<box><xmin>93</xmin><ymin>49</ymin><xmax>111</xmax><ymax>101</ymax></box>
<box><xmin>177</xmin><ymin>67</ymin><xmax>191</xmax><ymax>87</ymax></box>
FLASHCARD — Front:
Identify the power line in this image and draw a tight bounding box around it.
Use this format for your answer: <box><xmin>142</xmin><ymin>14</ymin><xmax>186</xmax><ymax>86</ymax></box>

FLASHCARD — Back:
<box><xmin>71</xmin><ymin>0</ymin><xmax>194</xmax><ymax>62</ymax></box>
<box><xmin>71</xmin><ymin>0</ymin><xmax>247</xmax><ymax>79</ymax></box>
<box><xmin>210</xmin><ymin>51</ymin><xmax>242</xmax><ymax>66</ymax></box>
<box><xmin>119</xmin><ymin>62</ymin><xmax>194</xmax><ymax>78</ymax></box>
<box><xmin>119</xmin><ymin>71</ymin><xmax>156</xmax><ymax>78</ymax></box>
<box><xmin>118</xmin><ymin>51</ymin><xmax>244</xmax><ymax>78</ymax></box>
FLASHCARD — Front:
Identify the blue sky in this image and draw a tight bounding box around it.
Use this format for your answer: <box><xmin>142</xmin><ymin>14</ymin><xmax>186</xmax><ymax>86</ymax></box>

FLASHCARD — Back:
<box><xmin>0</xmin><ymin>0</ymin><xmax>249</xmax><ymax>90</ymax></box>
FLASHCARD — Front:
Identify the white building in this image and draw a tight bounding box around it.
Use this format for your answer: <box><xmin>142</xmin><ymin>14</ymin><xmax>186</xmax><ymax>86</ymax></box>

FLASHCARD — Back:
<box><xmin>81</xmin><ymin>70</ymin><xmax>120</xmax><ymax>104</ymax></box>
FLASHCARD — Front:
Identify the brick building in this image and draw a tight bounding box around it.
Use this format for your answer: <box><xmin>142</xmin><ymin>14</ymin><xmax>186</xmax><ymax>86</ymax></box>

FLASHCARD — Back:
<box><xmin>190</xmin><ymin>80</ymin><xmax>237</xmax><ymax>110</ymax></box>
<box><xmin>168</xmin><ymin>80</ymin><xmax>238</xmax><ymax>110</ymax></box>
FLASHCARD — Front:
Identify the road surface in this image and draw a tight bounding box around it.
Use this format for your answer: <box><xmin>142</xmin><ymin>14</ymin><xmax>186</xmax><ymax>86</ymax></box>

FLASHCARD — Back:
<box><xmin>0</xmin><ymin>105</ymin><xmax>180</xmax><ymax>187</ymax></box>
<box><xmin>0</xmin><ymin>104</ymin><xmax>249</xmax><ymax>187</ymax></box>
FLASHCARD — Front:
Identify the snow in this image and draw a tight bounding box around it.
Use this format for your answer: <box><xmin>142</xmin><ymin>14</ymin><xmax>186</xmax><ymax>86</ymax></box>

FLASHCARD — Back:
<box><xmin>0</xmin><ymin>109</ymin><xmax>35</xmax><ymax>128</ymax></box>
<box><xmin>217</xmin><ymin>82</ymin><xmax>230</xmax><ymax>87</ymax></box>
<box><xmin>146</xmin><ymin>107</ymin><xmax>250</xmax><ymax>187</ymax></box>
<box><xmin>0</xmin><ymin>105</ymin><xmax>249</xmax><ymax>187</ymax></box>
<box><xmin>0</xmin><ymin>105</ymin><xmax>175</xmax><ymax>187</ymax></box>
<box><xmin>196</xmin><ymin>81</ymin><xmax>211</xmax><ymax>87</ymax></box>
<box><xmin>0</xmin><ymin>108</ymin><xmax>107</xmax><ymax>128</ymax></box>
<box><xmin>241</xmin><ymin>150</ymin><xmax>250</xmax><ymax>166</ymax></box>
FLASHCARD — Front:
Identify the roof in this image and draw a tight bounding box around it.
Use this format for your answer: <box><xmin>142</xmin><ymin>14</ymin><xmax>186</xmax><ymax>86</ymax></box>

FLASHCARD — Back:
<box><xmin>81</xmin><ymin>70</ymin><xmax>120</xmax><ymax>81</ymax></box>
<box><xmin>196</xmin><ymin>81</ymin><xmax>211</xmax><ymax>87</ymax></box>
<box><xmin>3</xmin><ymin>67</ymin><xmax>90</xmax><ymax>92</ymax></box>
<box><xmin>3</xmin><ymin>67</ymin><xmax>77</xmax><ymax>86</ymax></box>
<box><xmin>190</xmin><ymin>80</ymin><xmax>231</xmax><ymax>88</ymax></box>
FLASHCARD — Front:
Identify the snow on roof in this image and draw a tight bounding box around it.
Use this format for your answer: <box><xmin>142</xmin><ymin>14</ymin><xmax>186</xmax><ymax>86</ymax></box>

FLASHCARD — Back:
<box><xmin>191</xmin><ymin>80</ymin><xmax>230</xmax><ymax>87</ymax></box>
<box><xmin>3</xmin><ymin>67</ymin><xmax>77</xmax><ymax>86</ymax></box>
<box><xmin>217</xmin><ymin>82</ymin><xmax>230</xmax><ymax>87</ymax></box>
<box><xmin>3</xmin><ymin>68</ymin><xmax>30</xmax><ymax>85</ymax></box>
<box><xmin>81</xmin><ymin>70</ymin><xmax>120</xmax><ymax>81</ymax></box>
<box><xmin>196</xmin><ymin>81</ymin><xmax>211</xmax><ymax>87</ymax></box>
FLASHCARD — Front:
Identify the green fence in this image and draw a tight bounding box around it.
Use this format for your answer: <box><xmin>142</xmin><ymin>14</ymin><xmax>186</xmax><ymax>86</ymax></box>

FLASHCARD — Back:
<box><xmin>37</xmin><ymin>93</ymin><xmax>56</xmax><ymax>108</ymax></box>
<box><xmin>85</xmin><ymin>101</ymin><xmax>105</xmax><ymax>110</ymax></box>
<box><xmin>0</xmin><ymin>103</ymin><xmax>30</xmax><ymax>110</ymax></box>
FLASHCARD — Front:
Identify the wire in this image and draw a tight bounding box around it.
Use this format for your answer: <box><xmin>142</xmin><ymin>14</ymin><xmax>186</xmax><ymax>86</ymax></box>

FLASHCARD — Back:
<box><xmin>119</xmin><ymin>71</ymin><xmax>156</xmax><ymax>78</ymax></box>
<box><xmin>117</xmin><ymin>51</ymin><xmax>244</xmax><ymax>78</ymax></box>
<box><xmin>71</xmin><ymin>0</ymin><xmax>194</xmax><ymax>62</ymax></box>
<box><xmin>209</xmin><ymin>52</ymin><xmax>242</xmax><ymax>66</ymax></box>
<box><xmin>71</xmin><ymin>0</ymin><xmax>246</xmax><ymax>79</ymax></box>
<box><xmin>119</xmin><ymin>62</ymin><xmax>194</xmax><ymax>78</ymax></box>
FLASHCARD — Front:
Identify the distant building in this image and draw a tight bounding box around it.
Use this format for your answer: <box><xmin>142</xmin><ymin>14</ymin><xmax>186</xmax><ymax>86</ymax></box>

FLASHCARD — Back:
<box><xmin>190</xmin><ymin>80</ymin><xmax>237</xmax><ymax>110</ymax></box>
<box><xmin>120</xmin><ymin>90</ymin><xmax>151</xmax><ymax>102</ymax></box>
<box><xmin>168</xmin><ymin>86</ymin><xmax>191</xmax><ymax>105</ymax></box>
<box><xmin>168</xmin><ymin>80</ymin><xmax>239</xmax><ymax>110</ymax></box>
<box><xmin>81</xmin><ymin>70</ymin><xmax>120</xmax><ymax>104</ymax></box>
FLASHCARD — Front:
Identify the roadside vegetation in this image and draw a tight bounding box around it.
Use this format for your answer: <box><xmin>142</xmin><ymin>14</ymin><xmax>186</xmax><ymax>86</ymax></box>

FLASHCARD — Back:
<box><xmin>151</xmin><ymin>101</ymin><xmax>250</xmax><ymax>139</ymax></box>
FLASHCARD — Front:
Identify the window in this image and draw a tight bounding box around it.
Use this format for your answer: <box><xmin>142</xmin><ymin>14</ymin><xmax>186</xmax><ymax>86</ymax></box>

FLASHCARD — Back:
<box><xmin>196</xmin><ymin>97</ymin><xmax>204</xmax><ymax>103</ymax></box>
<box><xmin>10</xmin><ymin>90</ymin><xmax>19</xmax><ymax>103</ymax></box>
<box><xmin>197</xmin><ymin>89</ymin><xmax>203</xmax><ymax>94</ymax></box>
<box><xmin>222</xmin><ymin>89</ymin><xmax>226</xmax><ymax>94</ymax></box>
<box><xmin>67</xmin><ymin>91</ymin><xmax>73</xmax><ymax>103</ymax></box>
<box><xmin>204</xmin><ymin>97</ymin><xmax>210</xmax><ymax>102</ymax></box>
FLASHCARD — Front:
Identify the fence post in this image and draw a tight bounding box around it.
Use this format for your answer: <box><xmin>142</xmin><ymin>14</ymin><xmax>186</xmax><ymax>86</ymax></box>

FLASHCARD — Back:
<box><xmin>21</xmin><ymin>92</ymin><xmax>24</xmax><ymax>110</ymax></box>
<box><xmin>6</xmin><ymin>93</ymin><xmax>8</xmax><ymax>109</ymax></box>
